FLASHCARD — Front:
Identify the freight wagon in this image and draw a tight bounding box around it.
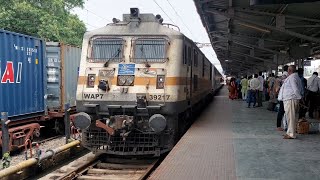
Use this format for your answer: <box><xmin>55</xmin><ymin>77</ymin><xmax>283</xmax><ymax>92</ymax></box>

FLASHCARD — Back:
<box><xmin>45</xmin><ymin>42</ymin><xmax>81</xmax><ymax>133</ymax></box>
<box><xmin>0</xmin><ymin>29</ymin><xmax>81</xmax><ymax>151</ymax></box>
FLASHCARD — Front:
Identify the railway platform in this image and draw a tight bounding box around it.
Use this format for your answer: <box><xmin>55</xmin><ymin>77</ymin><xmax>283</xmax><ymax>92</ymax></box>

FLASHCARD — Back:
<box><xmin>149</xmin><ymin>87</ymin><xmax>320</xmax><ymax>180</ymax></box>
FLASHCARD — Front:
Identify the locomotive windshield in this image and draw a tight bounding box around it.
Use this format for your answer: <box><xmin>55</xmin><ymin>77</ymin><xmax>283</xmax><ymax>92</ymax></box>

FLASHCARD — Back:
<box><xmin>133</xmin><ymin>38</ymin><xmax>167</xmax><ymax>63</ymax></box>
<box><xmin>88</xmin><ymin>38</ymin><xmax>123</xmax><ymax>62</ymax></box>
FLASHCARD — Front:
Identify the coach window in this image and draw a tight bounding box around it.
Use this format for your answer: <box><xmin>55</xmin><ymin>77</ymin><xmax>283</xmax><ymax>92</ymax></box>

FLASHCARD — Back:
<box><xmin>187</xmin><ymin>46</ymin><xmax>191</xmax><ymax>65</ymax></box>
<box><xmin>202</xmin><ymin>57</ymin><xmax>205</xmax><ymax>77</ymax></box>
<box><xmin>133</xmin><ymin>38</ymin><xmax>167</xmax><ymax>63</ymax></box>
<box><xmin>89</xmin><ymin>38</ymin><xmax>123</xmax><ymax>62</ymax></box>
<box><xmin>183</xmin><ymin>45</ymin><xmax>187</xmax><ymax>64</ymax></box>
<box><xmin>193</xmin><ymin>49</ymin><xmax>198</xmax><ymax>67</ymax></box>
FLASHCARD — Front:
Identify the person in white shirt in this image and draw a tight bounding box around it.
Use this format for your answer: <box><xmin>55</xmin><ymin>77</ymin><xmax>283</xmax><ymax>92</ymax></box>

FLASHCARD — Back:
<box><xmin>247</xmin><ymin>74</ymin><xmax>260</xmax><ymax>108</ymax></box>
<box><xmin>278</xmin><ymin>65</ymin><xmax>302</xmax><ymax>139</ymax></box>
<box><xmin>276</xmin><ymin>65</ymin><xmax>288</xmax><ymax>131</ymax></box>
<box><xmin>306</xmin><ymin>72</ymin><xmax>320</xmax><ymax>118</ymax></box>
<box><xmin>257</xmin><ymin>72</ymin><xmax>264</xmax><ymax>107</ymax></box>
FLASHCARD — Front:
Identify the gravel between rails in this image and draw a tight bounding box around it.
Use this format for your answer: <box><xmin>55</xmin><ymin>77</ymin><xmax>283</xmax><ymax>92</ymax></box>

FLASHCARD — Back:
<box><xmin>9</xmin><ymin>137</ymin><xmax>66</xmax><ymax>166</ymax></box>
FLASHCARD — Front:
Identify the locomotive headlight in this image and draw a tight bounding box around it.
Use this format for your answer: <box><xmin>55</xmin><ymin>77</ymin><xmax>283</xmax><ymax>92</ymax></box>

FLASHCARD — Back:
<box><xmin>118</xmin><ymin>75</ymin><xmax>127</xmax><ymax>86</ymax></box>
<box><xmin>87</xmin><ymin>74</ymin><xmax>96</xmax><ymax>88</ymax></box>
<box><xmin>156</xmin><ymin>75</ymin><xmax>165</xmax><ymax>89</ymax></box>
<box><xmin>118</xmin><ymin>75</ymin><xmax>135</xmax><ymax>86</ymax></box>
<box><xmin>126</xmin><ymin>76</ymin><xmax>135</xmax><ymax>85</ymax></box>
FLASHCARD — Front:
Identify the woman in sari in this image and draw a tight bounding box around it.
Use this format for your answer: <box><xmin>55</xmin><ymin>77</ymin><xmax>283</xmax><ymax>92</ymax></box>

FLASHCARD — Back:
<box><xmin>228</xmin><ymin>78</ymin><xmax>237</xmax><ymax>100</ymax></box>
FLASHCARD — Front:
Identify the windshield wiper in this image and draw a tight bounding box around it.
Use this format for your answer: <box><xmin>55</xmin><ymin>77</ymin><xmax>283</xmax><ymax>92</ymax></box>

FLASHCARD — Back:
<box><xmin>140</xmin><ymin>45</ymin><xmax>150</xmax><ymax>67</ymax></box>
<box><xmin>104</xmin><ymin>48</ymin><xmax>121</xmax><ymax>67</ymax></box>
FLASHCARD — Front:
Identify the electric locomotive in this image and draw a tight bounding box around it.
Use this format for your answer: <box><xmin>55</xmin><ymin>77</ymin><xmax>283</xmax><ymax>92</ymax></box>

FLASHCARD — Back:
<box><xmin>74</xmin><ymin>8</ymin><xmax>222</xmax><ymax>156</ymax></box>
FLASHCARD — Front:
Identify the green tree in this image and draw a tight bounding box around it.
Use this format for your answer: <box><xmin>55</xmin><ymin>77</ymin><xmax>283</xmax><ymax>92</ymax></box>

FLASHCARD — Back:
<box><xmin>0</xmin><ymin>0</ymin><xmax>86</xmax><ymax>46</ymax></box>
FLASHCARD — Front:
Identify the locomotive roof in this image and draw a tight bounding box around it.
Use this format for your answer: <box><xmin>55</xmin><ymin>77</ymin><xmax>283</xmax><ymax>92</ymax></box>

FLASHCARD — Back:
<box><xmin>84</xmin><ymin>13</ymin><xmax>184</xmax><ymax>39</ymax></box>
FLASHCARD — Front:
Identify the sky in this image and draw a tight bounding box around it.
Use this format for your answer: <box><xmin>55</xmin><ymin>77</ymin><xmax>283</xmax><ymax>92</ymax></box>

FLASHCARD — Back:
<box><xmin>72</xmin><ymin>0</ymin><xmax>222</xmax><ymax>74</ymax></box>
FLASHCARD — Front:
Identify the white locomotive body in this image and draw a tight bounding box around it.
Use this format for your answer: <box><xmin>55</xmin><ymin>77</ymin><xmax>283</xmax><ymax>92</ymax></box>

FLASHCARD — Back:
<box><xmin>74</xmin><ymin>9</ymin><xmax>222</xmax><ymax>156</ymax></box>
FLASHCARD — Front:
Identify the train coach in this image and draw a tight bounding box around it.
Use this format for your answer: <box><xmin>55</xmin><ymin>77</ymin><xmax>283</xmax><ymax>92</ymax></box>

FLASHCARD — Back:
<box><xmin>73</xmin><ymin>8</ymin><xmax>223</xmax><ymax>156</ymax></box>
<box><xmin>0</xmin><ymin>30</ymin><xmax>81</xmax><ymax>151</ymax></box>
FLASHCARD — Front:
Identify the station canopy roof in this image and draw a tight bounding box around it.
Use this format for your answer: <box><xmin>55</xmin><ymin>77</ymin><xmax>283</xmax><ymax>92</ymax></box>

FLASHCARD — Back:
<box><xmin>194</xmin><ymin>0</ymin><xmax>320</xmax><ymax>75</ymax></box>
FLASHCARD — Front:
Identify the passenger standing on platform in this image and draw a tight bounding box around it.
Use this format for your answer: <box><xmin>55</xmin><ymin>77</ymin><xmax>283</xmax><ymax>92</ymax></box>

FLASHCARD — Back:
<box><xmin>278</xmin><ymin>65</ymin><xmax>302</xmax><ymax>139</ymax></box>
<box><xmin>246</xmin><ymin>76</ymin><xmax>252</xmax><ymax>102</ymax></box>
<box><xmin>247</xmin><ymin>74</ymin><xmax>260</xmax><ymax>108</ymax></box>
<box><xmin>236</xmin><ymin>77</ymin><xmax>241</xmax><ymax>88</ymax></box>
<box><xmin>237</xmin><ymin>77</ymin><xmax>243</xmax><ymax>99</ymax></box>
<box><xmin>274</xmin><ymin>76</ymin><xmax>281</xmax><ymax>95</ymax></box>
<box><xmin>268</xmin><ymin>73</ymin><xmax>276</xmax><ymax>103</ymax></box>
<box><xmin>306</xmin><ymin>72</ymin><xmax>320</xmax><ymax>118</ymax></box>
<box><xmin>298</xmin><ymin>68</ymin><xmax>307</xmax><ymax>95</ymax></box>
<box><xmin>241</xmin><ymin>76</ymin><xmax>248</xmax><ymax>100</ymax></box>
<box><xmin>298</xmin><ymin>68</ymin><xmax>307</xmax><ymax>118</ymax></box>
<box><xmin>276</xmin><ymin>65</ymin><xmax>289</xmax><ymax>131</ymax></box>
<box><xmin>257</xmin><ymin>72</ymin><xmax>264</xmax><ymax>107</ymax></box>
<box><xmin>264</xmin><ymin>76</ymin><xmax>270</xmax><ymax>101</ymax></box>
<box><xmin>228</xmin><ymin>78</ymin><xmax>237</xmax><ymax>100</ymax></box>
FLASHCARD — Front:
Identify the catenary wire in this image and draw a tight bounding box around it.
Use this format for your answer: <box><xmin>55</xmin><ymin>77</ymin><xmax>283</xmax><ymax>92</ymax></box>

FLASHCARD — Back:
<box><xmin>165</xmin><ymin>0</ymin><xmax>196</xmax><ymax>40</ymax></box>
<box><xmin>84</xmin><ymin>7</ymin><xmax>109</xmax><ymax>21</ymax></box>
<box><xmin>153</xmin><ymin>0</ymin><xmax>176</xmax><ymax>24</ymax></box>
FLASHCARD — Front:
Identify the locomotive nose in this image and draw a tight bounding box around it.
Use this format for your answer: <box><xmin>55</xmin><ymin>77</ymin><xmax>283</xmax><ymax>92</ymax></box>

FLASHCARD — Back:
<box><xmin>149</xmin><ymin>114</ymin><xmax>167</xmax><ymax>133</ymax></box>
<box><xmin>74</xmin><ymin>112</ymin><xmax>91</xmax><ymax>130</ymax></box>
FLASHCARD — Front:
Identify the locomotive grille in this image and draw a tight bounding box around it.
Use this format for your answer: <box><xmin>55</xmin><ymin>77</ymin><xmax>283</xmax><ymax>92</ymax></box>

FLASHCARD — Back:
<box><xmin>82</xmin><ymin>126</ymin><xmax>172</xmax><ymax>155</ymax></box>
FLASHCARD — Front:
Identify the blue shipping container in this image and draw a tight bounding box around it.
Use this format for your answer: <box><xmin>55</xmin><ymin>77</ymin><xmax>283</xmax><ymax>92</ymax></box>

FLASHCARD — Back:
<box><xmin>0</xmin><ymin>30</ymin><xmax>46</xmax><ymax>120</ymax></box>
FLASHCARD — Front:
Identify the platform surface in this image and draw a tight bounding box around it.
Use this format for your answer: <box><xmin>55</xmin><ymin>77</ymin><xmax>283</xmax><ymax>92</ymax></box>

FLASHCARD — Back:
<box><xmin>149</xmin><ymin>87</ymin><xmax>320</xmax><ymax>180</ymax></box>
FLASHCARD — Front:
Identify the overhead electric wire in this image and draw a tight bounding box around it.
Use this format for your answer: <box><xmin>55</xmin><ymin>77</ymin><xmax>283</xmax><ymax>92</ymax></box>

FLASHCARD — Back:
<box><xmin>66</xmin><ymin>1</ymin><xmax>107</xmax><ymax>23</ymax></box>
<box><xmin>165</xmin><ymin>0</ymin><xmax>196</xmax><ymax>40</ymax></box>
<box><xmin>85</xmin><ymin>22</ymin><xmax>98</xmax><ymax>29</ymax></box>
<box><xmin>84</xmin><ymin>7</ymin><xmax>109</xmax><ymax>21</ymax></box>
<box><xmin>152</xmin><ymin>0</ymin><xmax>176</xmax><ymax>24</ymax></box>
<box><xmin>152</xmin><ymin>1</ymin><xmax>220</xmax><ymax>70</ymax></box>
<box><xmin>73</xmin><ymin>9</ymin><xmax>99</xmax><ymax>29</ymax></box>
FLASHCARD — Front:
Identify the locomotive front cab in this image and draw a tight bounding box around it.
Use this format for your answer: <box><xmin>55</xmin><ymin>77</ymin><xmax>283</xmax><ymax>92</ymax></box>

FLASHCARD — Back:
<box><xmin>75</xmin><ymin>11</ymin><xmax>184</xmax><ymax>156</ymax></box>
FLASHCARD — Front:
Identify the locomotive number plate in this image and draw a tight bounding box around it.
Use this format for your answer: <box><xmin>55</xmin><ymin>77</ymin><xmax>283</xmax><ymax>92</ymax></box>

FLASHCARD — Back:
<box><xmin>149</xmin><ymin>94</ymin><xmax>170</xmax><ymax>101</ymax></box>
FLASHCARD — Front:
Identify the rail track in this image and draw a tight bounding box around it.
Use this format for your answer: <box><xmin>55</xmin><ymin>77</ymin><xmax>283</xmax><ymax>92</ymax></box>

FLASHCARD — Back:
<box><xmin>39</xmin><ymin>153</ymin><xmax>160</xmax><ymax>180</ymax></box>
<box><xmin>35</xmin><ymin>135</ymin><xmax>64</xmax><ymax>144</ymax></box>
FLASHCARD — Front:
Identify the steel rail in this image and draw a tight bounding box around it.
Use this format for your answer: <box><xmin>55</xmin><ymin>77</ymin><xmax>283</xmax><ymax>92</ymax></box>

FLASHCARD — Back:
<box><xmin>0</xmin><ymin>140</ymin><xmax>81</xmax><ymax>178</ymax></box>
<box><xmin>55</xmin><ymin>157</ymin><xmax>160</xmax><ymax>180</ymax></box>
